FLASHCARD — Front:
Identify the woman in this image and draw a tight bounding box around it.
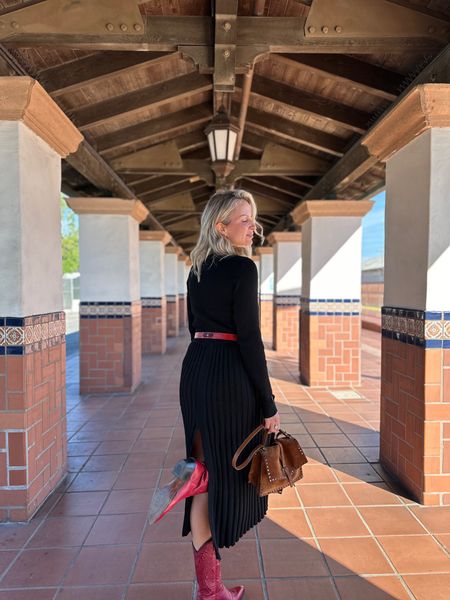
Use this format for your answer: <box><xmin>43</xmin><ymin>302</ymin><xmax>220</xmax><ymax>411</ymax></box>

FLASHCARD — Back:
<box><xmin>150</xmin><ymin>189</ymin><xmax>280</xmax><ymax>599</ymax></box>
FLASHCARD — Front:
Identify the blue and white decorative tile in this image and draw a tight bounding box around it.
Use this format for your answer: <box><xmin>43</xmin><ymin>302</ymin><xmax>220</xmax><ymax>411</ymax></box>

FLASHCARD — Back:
<box><xmin>275</xmin><ymin>295</ymin><xmax>301</xmax><ymax>307</ymax></box>
<box><xmin>382</xmin><ymin>306</ymin><xmax>450</xmax><ymax>348</ymax></box>
<box><xmin>301</xmin><ymin>297</ymin><xmax>361</xmax><ymax>316</ymax></box>
<box><xmin>259</xmin><ymin>293</ymin><xmax>274</xmax><ymax>302</ymax></box>
<box><xmin>141</xmin><ymin>297</ymin><xmax>163</xmax><ymax>308</ymax></box>
<box><xmin>0</xmin><ymin>311</ymin><xmax>65</xmax><ymax>353</ymax></box>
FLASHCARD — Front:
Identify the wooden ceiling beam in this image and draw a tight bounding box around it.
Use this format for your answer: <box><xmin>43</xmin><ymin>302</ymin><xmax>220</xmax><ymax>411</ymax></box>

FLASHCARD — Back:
<box><xmin>72</xmin><ymin>72</ymin><xmax>212</xmax><ymax>131</ymax></box>
<box><xmin>39</xmin><ymin>50</ymin><xmax>173</xmax><ymax>98</ymax></box>
<box><xmin>192</xmin><ymin>190</ymin><xmax>212</xmax><ymax>204</ymax></box>
<box><xmin>279</xmin><ymin>176</ymin><xmax>315</xmax><ymax>189</ymax></box>
<box><xmin>240</xmin><ymin>179</ymin><xmax>298</xmax><ymax>207</ymax></box>
<box><xmin>171</xmin><ymin>231</ymin><xmax>201</xmax><ymax>241</ymax></box>
<box><xmin>248</xmin><ymin>75</ymin><xmax>371</xmax><ymax>134</ymax></box>
<box><xmin>274</xmin><ymin>54</ymin><xmax>403</xmax><ymax>101</ymax></box>
<box><xmin>2</xmin><ymin>11</ymin><xmax>446</xmax><ymax>53</ymax></box>
<box><xmin>133</xmin><ymin>175</ymin><xmax>189</xmax><ymax>197</ymax></box>
<box><xmin>237</xmin><ymin>105</ymin><xmax>346</xmax><ymax>157</ymax></box>
<box><xmin>244</xmin><ymin>176</ymin><xmax>309</xmax><ymax>198</ymax></box>
<box><xmin>213</xmin><ymin>0</ymin><xmax>238</xmax><ymax>94</ymax></box>
<box><xmin>232</xmin><ymin>153</ymin><xmax>328</xmax><ymax>179</ymax></box>
<box><xmin>158</xmin><ymin>213</ymin><xmax>198</xmax><ymax>227</ymax></box>
<box><xmin>177</xmin><ymin>130</ymin><xmax>208</xmax><ymax>154</ymax></box>
<box><xmin>300</xmin><ymin>45</ymin><xmax>450</xmax><ymax>201</ymax></box>
<box><xmin>97</xmin><ymin>103</ymin><xmax>212</xmax><ymax>155</ymax></box>
<box><xmin>141</xmin><ymin>180</ymin><xmax>207</xmax><ymax>205</ymax></box>
<box><xmin>241</xmin><ymin>131</ymin><xmax>264</xmax><ymax>154</ymax></box>
<box><xmin>268</xmin><ymin>44</ymin><xmax>450</xmax><ymax>233</ymax></box>
<box><xmin>152</xmin><ymin>210</ymin><xmax>202</xmax><ymax>217</ymax></box>
<box><xmin>257</xmin><ymin>215</ymin><xmax>282</xmax><ymax>227</ymax></box>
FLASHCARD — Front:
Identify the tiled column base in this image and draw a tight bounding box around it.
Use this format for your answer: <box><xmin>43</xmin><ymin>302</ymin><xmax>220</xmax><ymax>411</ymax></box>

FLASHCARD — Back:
<box><xmin>362</xmin><ymin>282</ymin><xmax>384</xmax><ymax>332</ymax></box>
<box><xmin>260</xmin><ymin>295</ymin><xmax>273</xmax><ymax>348</ymax></box>
<box><xmin>141</xmin><ymin>298</ymin><xmax>167</xmax><ymax>355</ymax></box>
<box><xmin>79</xmin><ymin>301</ymin><xmax>142</xmax><ymax>394</ymax></box>
<box><xmin>0</xmin><ymin>312</ymin><xmax>67</xmax><ymax>521</ymax></box>
<box><xmin>166</xmin><ymin>295</ymin><xmax>179</xmax><ymax>337</ymax></box>
<box><xmin>300</xmin><ymin>299</ymin><xmax>361</xmax><ymax>386</ymax></box>
<box><xmin>178</xmin><ymin>294</ymin><xmax>186</xmax><ymax>329</ymax></box>
<box><xmin>381</xmin><ymin>307</ymin><xmax>450</xmax><ymax>506</ymax></box>
<box><xmin>273</xmin><ymin>296</ymin><xmax>300</xmax><ymax>357</ymax></box>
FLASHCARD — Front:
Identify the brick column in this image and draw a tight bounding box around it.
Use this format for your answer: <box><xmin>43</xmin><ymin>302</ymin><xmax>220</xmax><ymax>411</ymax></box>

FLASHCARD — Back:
<box><xmin>139</xmin><ymin>231</ymin><xmax>171</xmax><ymax>354</ymax></box>
<box><xmin>255</xmin><ymin>247</ymin><xmax>274</xmax><ymax>348</ymax></box>
<box><xmin>165</xmin><ymin>246</ymin><xmax>182</xmax><ymax>337</ymax></box>
<box><xmin>363</xmin><ymin>84</ymin><xmax>450</xmax><ymax>505</ymax></box>
<box><xmin>0</xmin><ymin>78</ymin><xmax>82</xmax><ymax>521</ymax></box>
<box><xmin>178</xmin><ymin>254</ymin><xmax>188</xmax><ymax>329</ymax></box>
<box><xmin>292</xmin><ymin>201</ymin><xmax>374</xmax><ymax>386</ymax></box>
<box><xmin>67</xmin><ymin>198</ymin><xmax>148</xmax><ymax>395</ymax></box>
<box><xmin>267</xmin><ymin>232</ymin><xmax>302</xmax><ymax>358</ymax></box>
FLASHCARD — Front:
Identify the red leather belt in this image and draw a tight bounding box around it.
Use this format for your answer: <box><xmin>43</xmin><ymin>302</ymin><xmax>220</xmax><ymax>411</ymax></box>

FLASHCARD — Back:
<box><xmin>195</xmin><ymin>331</ymin><xmax>238</xmax><ymax>341</ymax></box>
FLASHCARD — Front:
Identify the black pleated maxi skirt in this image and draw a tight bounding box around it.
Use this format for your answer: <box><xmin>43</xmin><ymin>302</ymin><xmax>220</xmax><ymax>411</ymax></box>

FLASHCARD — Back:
<box><xmin>179</xmin><ymin>338</ymin><xmax>268</xmax><ymax>560</ymax></box>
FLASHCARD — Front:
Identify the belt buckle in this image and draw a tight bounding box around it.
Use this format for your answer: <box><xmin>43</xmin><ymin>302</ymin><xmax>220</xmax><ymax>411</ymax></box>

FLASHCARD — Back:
<box><xmin>203</xmin><ymin>332</ymin><xmax>214</xmax><ymax>338</ymax></box>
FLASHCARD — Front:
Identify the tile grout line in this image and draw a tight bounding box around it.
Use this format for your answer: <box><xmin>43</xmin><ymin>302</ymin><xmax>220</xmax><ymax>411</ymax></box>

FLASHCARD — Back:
<box><xmin>337</xmin><ymin>479</ymin><xmax>417</xmax><ymax>600</ymax></box>
<box><xmin>269</xmin><ymin>349</ymin><xmax>429</xmax><ymax>599</ymax></box>
<box><xmin>254</xmin><ymin>522</ymin><xmax>269</xmax><ymax>600</ymax></box>
<box><xmin>54</xmin><ymin>390</ymin><xmax>140</xmax><ymax>598</ymax></box>
<box><xmin>293</xmin><ymin>478</ymin><xmax>342</xmax><ymax>599</ymax></box>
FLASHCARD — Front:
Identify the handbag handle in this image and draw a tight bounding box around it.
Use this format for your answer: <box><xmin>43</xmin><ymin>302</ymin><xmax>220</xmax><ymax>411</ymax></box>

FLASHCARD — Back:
<box><xmin>232</xmin><ymin>424</ymin><xmax>289</xmax><ymax>470</ymax></box>
<box><xmin>232</xmin><ymin>424</ymin><xmax>267</xmax><ymax>471</ymax></box>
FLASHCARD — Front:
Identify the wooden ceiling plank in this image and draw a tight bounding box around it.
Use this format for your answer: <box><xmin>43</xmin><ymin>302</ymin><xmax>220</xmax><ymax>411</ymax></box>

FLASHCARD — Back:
<box><xmin>279</xmin><ymin>176</ymin><xmax>314</xmax><ymax>189</ymax></box>
<box><xmin>249</xmin><ymin>75</ymin><xmax>371</xmax><ymax>134</ymax></box>
<box><xmin>240</xmin><ymin>105</ymin><xmax>346</xmax><ymax>157</ymax></box>
<box><xmin>241</xmin><ymin>179</ymin><xmax>298</xmax><ymax>207</ymax></box>
<box><xmin>141</xmin><ymin>180</ymin><xmax>207</xmax><ymax>204</ymax></box>
<box><xmin>176</xmin><ymin>130</ymin><xmax>208</xmax><ymax>153</ymax></box>
<box><xmin>241</xmin><ymin>131</ymin><xmax>264</xmax><ymax>152</ymax></box>
<box><xmin>274</xmin><ymin>54</ymin><xmax>402</xmax><ymax>101</ymax></box>
<box><xmin>97</xmin><ymin>104</ymin><xmax>212</xmax><ymax>154</ymax></box>
<box><xmin>72</xmin><ymin>72</ymin><xmax>213</xmax><ymax>131</ymax></box>
<box><xmin>133</xmin><ymin>175</ymin><xmax>189</xmax><ymax>196</ymax></box>
<box><xmin>39</xmin><ymin>50</ymin><xmax>173</xmax><ymax>97</ymax></box>
<box><xmin>244</xmin><ymin>175</ymin><xmax>308</xmax><ymax>198</ymax></box>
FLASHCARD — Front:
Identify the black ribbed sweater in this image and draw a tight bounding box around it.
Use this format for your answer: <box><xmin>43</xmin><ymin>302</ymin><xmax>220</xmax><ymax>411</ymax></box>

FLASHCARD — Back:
<box><xmin>186</xmin><ymin>253</ymin><xmax>277</xmax><ymax>419</ymax></box>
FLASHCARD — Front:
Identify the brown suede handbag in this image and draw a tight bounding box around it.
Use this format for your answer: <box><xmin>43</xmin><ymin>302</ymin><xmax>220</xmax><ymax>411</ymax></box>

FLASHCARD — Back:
<box><xmin>232</xmin><ymin>424</ymin><xmax>308</xmax><ymax>495</ymax></box>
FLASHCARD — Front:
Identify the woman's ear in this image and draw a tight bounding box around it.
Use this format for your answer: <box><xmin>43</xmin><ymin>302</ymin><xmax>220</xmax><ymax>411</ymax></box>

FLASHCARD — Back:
<box><xmin>215</xmin><ymin>222</ymin><xmax>226</xmax><ymax>236</ymax></box>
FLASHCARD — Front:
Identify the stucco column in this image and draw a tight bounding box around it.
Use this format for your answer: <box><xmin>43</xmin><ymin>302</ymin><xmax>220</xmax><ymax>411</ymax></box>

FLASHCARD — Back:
<box><xmin>165</xmin><ymin>246</ymin><xmax>182</xmax><ymax>337</ymax></box>
<box><xmin>267</xmin><ymin>232</ymin><xmax>302</xmax><ymax>358</ymax></box>
<box><xmin>292</xmin><ymin>200</ymin><xmax>373</xmax><ymax>386</ymax></box>
<box><xmin>363</xmin><ymin>84</ymin><xmax>450</xmax><ymax>505</ymax></box>
<box><xmin>139</xmin><ymin>231</ymin><xmax>171</xmax><ymax>354</ymax></box>
<box><xmin>178</xmin><ymin>254</ymin><xmax>188</xmax><ymax>329</ymax></box>
<box><xmin>255</xmin><ymin>247</ymin><xmax>274</xmax><ymax>348</ymax></box>
<box><xmin>67</xmin><ymin>198</ymin><xmax>148</xmax><ymax>395</ymax></box>
<box><xmin>0</xmin><ymin>78</ymin><xmax>82</xmax><ymax>521</ymax></box>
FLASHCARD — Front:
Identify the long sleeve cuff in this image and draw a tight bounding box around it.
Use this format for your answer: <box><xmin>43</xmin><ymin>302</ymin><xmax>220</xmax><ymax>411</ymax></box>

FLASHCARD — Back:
<box><xmin>261</xmin><ymin>394</ymin><xmax>277</xmax><ymax>419</ymax></box>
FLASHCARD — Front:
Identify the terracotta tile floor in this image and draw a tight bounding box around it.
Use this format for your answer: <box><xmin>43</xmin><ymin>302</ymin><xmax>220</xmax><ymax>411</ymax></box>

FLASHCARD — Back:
<box><xmin>1</xmin><ymin>328</ymin><xmax>449</xmax><ymax>599</ymax></box>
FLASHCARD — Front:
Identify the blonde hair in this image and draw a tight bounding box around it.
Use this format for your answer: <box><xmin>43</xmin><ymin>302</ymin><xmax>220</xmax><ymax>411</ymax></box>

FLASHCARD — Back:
<box><xmin>190</xmin><ymin>189</ymin><xmax>264</xmax><ymax>281</ymax></box>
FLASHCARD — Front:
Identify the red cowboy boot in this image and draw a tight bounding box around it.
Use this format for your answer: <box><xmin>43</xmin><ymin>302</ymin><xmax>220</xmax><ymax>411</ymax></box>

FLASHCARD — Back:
<box><xmin>193</xmin><ymin>537</ymin><xmax>245</xmax><ymax>600</ymax></box>
<box><xmin>148</xmin><ymin>457</ymin><xmax>208</xmax><ymax>524</ymax></box>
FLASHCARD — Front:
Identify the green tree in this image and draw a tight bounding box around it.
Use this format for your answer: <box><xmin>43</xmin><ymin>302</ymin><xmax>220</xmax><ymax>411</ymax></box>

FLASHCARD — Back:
<box><xmin>60</xmin><ymin>196</ymin><xmax>79</xmax><ymax>273</ymax></box>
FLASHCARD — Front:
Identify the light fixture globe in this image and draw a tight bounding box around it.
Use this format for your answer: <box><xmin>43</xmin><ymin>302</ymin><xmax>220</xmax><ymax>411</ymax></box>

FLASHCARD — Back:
<box><xmin>205</xmin><ymin>105</ymin><xmax>239</xmax><ymax>178</ymax></box>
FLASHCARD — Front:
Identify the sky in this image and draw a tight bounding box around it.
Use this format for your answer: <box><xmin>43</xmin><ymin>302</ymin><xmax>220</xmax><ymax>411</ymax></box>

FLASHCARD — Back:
<box><xmin>62</xmin><ymin>190</ymin><xmax>386</xmax><ymax>263</ymax></box>
<box><xmin>361</xmin><ymin>190</ymin><xmax>385</xmax><ymax>262</ymax></box>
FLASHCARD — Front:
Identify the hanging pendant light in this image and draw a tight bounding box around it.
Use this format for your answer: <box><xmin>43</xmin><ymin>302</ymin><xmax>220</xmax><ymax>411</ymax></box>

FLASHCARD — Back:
<box><xmin>204</xmin><ymin>105</ymin><xmax>239</xmax><ymax>179</ymax></box>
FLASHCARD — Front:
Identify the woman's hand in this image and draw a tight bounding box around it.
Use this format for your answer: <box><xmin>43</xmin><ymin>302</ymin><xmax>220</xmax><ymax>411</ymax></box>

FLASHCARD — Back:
<box><xmin>264</xmin><ymin>411</ymin><xmax>281</xmax><ymax>434</ymax></box>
